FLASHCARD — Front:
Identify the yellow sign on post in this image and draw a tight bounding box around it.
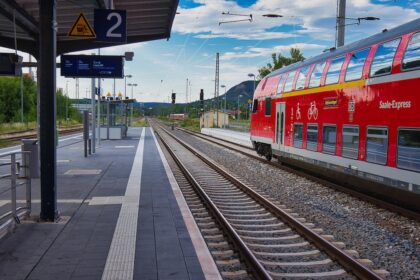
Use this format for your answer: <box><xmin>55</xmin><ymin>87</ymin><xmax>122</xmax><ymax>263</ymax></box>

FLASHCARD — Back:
<box><xmin>68</xmin><ymin>13</ymin><xmax>96</xmax><ymax>38</ymax></box>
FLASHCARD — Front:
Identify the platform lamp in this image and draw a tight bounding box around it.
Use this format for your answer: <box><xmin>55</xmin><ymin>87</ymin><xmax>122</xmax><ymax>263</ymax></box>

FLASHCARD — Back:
<box><xmin>124</xmin><ymin>75</ymin><xmax>132</xmax><ymax>99</ymax></box>
<box><xmin>221</xmin><ymin>85</ymin><xmax>227</xmax><ymax>128</ymax></box>
<box><xmin>237</xmin><ymin>94</ymin><xmax>243</xmax><ymax>121</ymax></box>
<box><xmin>127</xmin><ymin>83</ymin><xmax>138</xmax><ymax>125</ymax></box>
<box><xmin>248</xmin><ymin>73</ymin><xmax>256</xmax><ymax>93</ymax></box>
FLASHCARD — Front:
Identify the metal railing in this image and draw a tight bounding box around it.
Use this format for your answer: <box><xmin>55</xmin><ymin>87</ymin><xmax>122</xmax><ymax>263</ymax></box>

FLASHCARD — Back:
<box><xmin>0</xmin><ymin>151</ymin><xmax>31</xmax><ymax>236</ymax></box>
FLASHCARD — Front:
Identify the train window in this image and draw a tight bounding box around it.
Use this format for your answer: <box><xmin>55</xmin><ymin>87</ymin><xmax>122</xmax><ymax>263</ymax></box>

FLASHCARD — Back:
<box><xmin>366</xmin><ymin>127</ymin><xmax>388</xmax><ymax>165</ymax></box>
<box><xmin>283</xmin><ymin>71</ymin><xmax>296</xmax><ymax>92</ymax></box>
<box><xmin>306</xmin><ymin>124</ymin><xmax>318</xmax><ymax>151</ymax></box>
<box><xmin>276</xmin><ymin>75</ymin><xmax>285</xmax><ymax>94</ymax></box>
<box><xmin>370</xmin><ymin>38</ymin><xmax>401</xmax><ymax>77</ymax></box>
<box><xmin>265</xmin><ymin>97</ymin><xmax>271</xmax><ymax>116</ymax></box>
<box><xmin>342</xmin><ymin>126</ymin><xmax>359</xmax><ymax>159</ymax></box>
<box><xmin>345</xmin><ymin>48</ymin><xmax>370</xmax><ymax>81</ymax></box>
<box><xmin>309</xmin><ymin>62</ymin><xmax>325</xmax><ymax>88</ymax></box>
<box><xmin>325</xmin><ymin>56</ymin><xmax>345</xmax><ymax>85</ymax></box>
<box><xmin>397</xmin><ymin>129</ymin><xmax>420</xmax><ymax>172</ymax></box>
<box><xmin>402</xmin><ymin>32</ymin><xmax>420</xmax><ymax>71</ymax></box>
<box><xmin>252</xmin><ymin>99</ymin><xmax>258</xmax><ymax>113</ymax></box>
<box><xmin>295</xmin><ymin>67</ymin><xmax>310</xmax><ymax>90</ymax></box>
<box><xmin>322</xmin><ymin>125</ymin><xmax>337</xmax><ymax>154</ymax></box>
<box><xmin>293</xmin><ymin>124</ymin><xmax>303</xmax><ymax>148</ymax></box>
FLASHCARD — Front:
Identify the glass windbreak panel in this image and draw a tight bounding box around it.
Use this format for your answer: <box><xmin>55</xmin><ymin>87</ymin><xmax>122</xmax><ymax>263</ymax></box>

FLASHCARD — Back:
<box><xmin>307</xmin><ymin>125</ymin><xmax>318</xmax><ymax>151</ymax></box>
<box><xmin>309</xmin><ymin>62</ymin><xmax>325</xmax><ymax>88</ymax></box>
<box><xmin>342</xmin><ymin>126</ymin><xmax>359</xmax><ymax>159</ymax></box>
<box><xmin>345</xmin><ymin>49</ymin><xmax>370</xmax><ymax>81</ymax></box>
<box><xmin>325</xmin><ymin>57</ymin><xmax>345</xmax><ymax>85</ymax></box>
<box><xmin>366</xmin><ymin>128</ymin><xmax>388</xmax><ymax>165</ymax></box>
<box><xmin>370</xmin><ymin>39</ymin><xmax>400</xmax><ymax>77</ymax></box>
<box><xmin>397</xmin><ymin>129</ymin><xmax>420</xmax><ymax>172</ymax></box>
<box><xmin>295</xmin><ymin>67</ymin><xmax>309</xmax><ymax>90</ymax></box>
<box><xmin>283</xmin><ymin>71</ymin><xmax>296</xmax><ymax>92</ymax></box>
<box><xmin>252</xmin><ymin>99</ymin><xmax>258</xmax><ymax>113</ymax></box>
<box><xmin>322</xmin><ymin>126</ymin><xmax>337</xmax><ymax>154</ymax></box>
<box><xmin>402</xmin><ymin>32</ymin><xmax>420</xmax><ymax>71</ymax></box>
<box><xmin>265</xmin><ymin>98</ymin><xmax>271</xmax><ymax>116</ymax></box>
<box><xmin>276</xmin><ymin>75</ymin><xmax>285</xmax><ymax>94</ymax></box>
<box><xmin>293</xmin><ymin>124</ymin><xmax>303</xmax><ymax>148</ymax></box>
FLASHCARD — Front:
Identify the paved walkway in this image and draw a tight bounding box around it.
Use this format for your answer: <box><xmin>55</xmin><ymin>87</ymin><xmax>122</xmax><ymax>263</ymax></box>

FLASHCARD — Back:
<box><xmin>0</xmin><ymin>127</ymin><xmax>220</xmax><ymax>280</ymax></box>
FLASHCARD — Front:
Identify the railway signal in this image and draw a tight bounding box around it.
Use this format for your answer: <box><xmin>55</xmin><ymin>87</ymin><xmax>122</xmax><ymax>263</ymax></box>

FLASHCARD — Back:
<box><xmin>200</xmin><ymin>89</ymin><xmax>204</xmax><ymax>110</ymax></box>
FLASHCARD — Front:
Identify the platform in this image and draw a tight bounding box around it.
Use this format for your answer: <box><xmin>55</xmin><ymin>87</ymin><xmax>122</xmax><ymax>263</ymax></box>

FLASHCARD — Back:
<box><xmin>200</xmin><ymin>128</ymin><xmax>252</xmax><ymax>148</ymax></box>
<box><xmin>0</xmin><ymin>127</ymin><xmax>220</xmax><ymax>280</ymax></box>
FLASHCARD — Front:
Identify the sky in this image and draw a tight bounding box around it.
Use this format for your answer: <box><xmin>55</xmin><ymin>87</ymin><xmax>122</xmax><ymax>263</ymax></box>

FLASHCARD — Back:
<box><xmin>3</xmin><ymin>0</ymin><xmax>420</xmax><ymax>103</ymax></box>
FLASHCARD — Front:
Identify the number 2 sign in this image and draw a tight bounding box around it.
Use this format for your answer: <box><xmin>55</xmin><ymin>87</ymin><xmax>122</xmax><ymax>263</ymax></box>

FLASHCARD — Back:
<box><xmin>94</xmin><ymin>9</ymin><xmax>127</xmax><ymax>43</ymax></box>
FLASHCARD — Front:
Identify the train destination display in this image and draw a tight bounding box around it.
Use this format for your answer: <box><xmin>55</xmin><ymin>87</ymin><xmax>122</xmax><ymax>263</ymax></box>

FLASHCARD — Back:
<box><xmin>60</xmin><ymin>55</ymin><xmax>124</xmax><ymax>78</ymax></box>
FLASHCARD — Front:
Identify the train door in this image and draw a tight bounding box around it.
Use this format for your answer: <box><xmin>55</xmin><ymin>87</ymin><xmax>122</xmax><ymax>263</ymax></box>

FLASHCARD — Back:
<box><xmin>275</xmin><ymin>103</ymin><xmax>286</xmax><ymax>151</ymax></box>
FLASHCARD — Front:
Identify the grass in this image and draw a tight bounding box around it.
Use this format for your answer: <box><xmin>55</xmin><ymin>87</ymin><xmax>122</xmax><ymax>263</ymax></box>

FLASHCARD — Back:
<box><xmin>0</xmin><ymin>122</ymin><xmax>36</xmax><ymax>134</ymax></box>
<box><xmin>180</xmin><ymin>118</ymin><xmax>200</xmax><ymax>132</ymax></box>
<box><xmin>0</xmin><ymin>120</ymin><xmax>82</xmax><ymax>134</ymax></box>
<box><xmin>0</xmin><ymin>139</ymin><xmax>15</xmax><ymax>148</ymax></box>
<box><xmin>131</xmin><ymin>118</ymin><xmax>149</xmax><ymax>127</ymax></box>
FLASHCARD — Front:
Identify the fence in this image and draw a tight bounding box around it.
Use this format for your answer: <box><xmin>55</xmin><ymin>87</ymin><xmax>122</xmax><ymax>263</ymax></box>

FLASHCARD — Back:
<box><xmin>0</xmin><ymin>151</ymin><xmax>31</xmax><ymax>238</ymax></box>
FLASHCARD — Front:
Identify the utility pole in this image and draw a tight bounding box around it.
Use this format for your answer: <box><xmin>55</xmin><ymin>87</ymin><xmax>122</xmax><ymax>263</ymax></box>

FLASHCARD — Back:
<box><xmin>97</xmin><ymin>48</ymin><xmax>101</xmax><ymax>146</ymax></box>
<box><xmin>336</xmin><ymin>0</ymin><xmax>346</xmax><ymax>47</ymax></box>
<box><xmin>91</xmin><ymin>53</ymin><xmax>96</xmax><ymax>154</ymax></box>
<box><xmin>65</xmin><ymin>81</ymin><xmax>68</xmax><ymax>125</ymax></box>
<box><xmin>214</xmin><ymin>53</ymin><xmax>219</xmax><ymax>127</ymax></box>
<box><xmin>185</xmin><ymin>78</ymin><xmax>188</xmax><ymax>114</ymax></box>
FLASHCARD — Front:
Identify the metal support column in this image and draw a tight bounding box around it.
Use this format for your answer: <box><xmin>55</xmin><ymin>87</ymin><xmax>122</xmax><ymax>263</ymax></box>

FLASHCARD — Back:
<box><xmin>39</xmin><ymin>0</ymin><xmax>58</xmax><ymax>221</ymax></box>
<box><xmin>91</xmin><ymin>74</ymin><xmax>96</xmax><ymax>153</ymax></box>
<box><xmin>336</xmin><ymin>0</ymin><xmax>346</xmax><ymax>47</ymax></box>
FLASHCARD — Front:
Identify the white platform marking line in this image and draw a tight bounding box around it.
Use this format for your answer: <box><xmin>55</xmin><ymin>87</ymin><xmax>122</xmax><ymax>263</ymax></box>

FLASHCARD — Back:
<box><xmin>101</xmin><ymin>128</ymin><xmax>145</xmax><ymax>280</ymax></box>
<box><xmin>151</xmin><ymin>128</ymin><xmax>223</xmax><ymax>280</ymax></box>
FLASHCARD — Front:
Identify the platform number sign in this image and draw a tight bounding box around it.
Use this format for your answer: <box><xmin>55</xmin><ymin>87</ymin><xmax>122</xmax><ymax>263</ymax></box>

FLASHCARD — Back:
<box><xmin>94</xmin><ymin>9</ymin><xmax>127</xmax><ymax>43</ymax></box>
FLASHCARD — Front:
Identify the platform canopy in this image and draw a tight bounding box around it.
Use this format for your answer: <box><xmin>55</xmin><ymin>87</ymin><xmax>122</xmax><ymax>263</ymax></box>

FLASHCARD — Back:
<box><xmin>0</xmin><ymin>0</ymin><xmax>179</xmax><ymax>57</ymax></box>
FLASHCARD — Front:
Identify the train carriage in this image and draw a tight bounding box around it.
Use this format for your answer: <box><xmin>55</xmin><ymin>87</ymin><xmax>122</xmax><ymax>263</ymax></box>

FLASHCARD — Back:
<box><xmin>250</xmin><ymin>18</ymin><xmax>420</xmax><ymax>212</ymax></box>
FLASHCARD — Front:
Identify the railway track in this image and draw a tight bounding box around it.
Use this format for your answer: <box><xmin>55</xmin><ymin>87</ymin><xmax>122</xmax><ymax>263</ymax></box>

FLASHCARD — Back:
<box><xmin>175</xmin><ymin>126</ymin><xmax>420</xmax><ymax>221</ymax></box>
<box><xmin>0</xmin><ymin>126</ymin><xmax>83</xmax><ymax>142</ymax></box>
<box><xmin>151</xmin><ymin>121</ymin><xmax>388</xmax><ymax>280</ymax></box>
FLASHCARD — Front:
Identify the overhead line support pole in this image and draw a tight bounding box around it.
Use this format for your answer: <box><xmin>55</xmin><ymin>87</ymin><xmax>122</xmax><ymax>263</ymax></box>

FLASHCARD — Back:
<box><xmin>336</xmin><ymin>0</ymin><xmax>346</xmax><ymax>47</ymax></box>
<box><xmin>39</xmin><ymin>0</ymin><xmax>58</xmax><ymax>221</ymax></box>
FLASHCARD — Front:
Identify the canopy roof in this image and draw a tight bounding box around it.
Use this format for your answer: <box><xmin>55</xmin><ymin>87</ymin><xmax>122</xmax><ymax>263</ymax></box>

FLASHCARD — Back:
<box><xmin>0</xmin><ymin>0</ymin><xmax>179</xmax><ymax>57</ymax></box>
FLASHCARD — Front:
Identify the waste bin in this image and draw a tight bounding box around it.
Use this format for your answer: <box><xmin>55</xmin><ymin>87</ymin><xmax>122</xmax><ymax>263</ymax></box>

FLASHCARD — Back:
<box><xmin>21</xmin><ymin>139</ymin><xmax>39</xmax><ymax>178</ymax></box>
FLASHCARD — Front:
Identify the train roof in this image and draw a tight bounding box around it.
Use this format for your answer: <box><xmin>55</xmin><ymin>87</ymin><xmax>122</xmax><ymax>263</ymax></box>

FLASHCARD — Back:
<box><xmin>266</xmin><ymin>18</ymin><xmax>420</xmax><ymax>78</ymax></box>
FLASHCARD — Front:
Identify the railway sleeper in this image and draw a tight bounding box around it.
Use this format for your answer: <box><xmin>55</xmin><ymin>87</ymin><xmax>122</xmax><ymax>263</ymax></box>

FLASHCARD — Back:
<box><xmin>269</xmin><ymin>269</ymin><xmax>347</xmax><ymax>279</ymax></box>
<box><xmin>227</xmin><ymin>217</ymin><xmax>277</xmax><ymax>223</ymax></box>
<box><xmin>222</xmin><ymin>212</ymin><xmax>272</xmax><ymax>218</ymax></box>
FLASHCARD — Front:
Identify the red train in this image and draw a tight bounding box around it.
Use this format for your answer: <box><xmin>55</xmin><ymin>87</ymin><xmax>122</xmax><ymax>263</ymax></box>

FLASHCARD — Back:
<box><xmin>250</xmin><ymin>18</ymin><xmax>420</xmax><ymax>211</ymax></box>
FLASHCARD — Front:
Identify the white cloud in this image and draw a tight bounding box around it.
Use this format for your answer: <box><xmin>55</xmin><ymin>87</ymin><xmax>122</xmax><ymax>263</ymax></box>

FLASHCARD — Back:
<box><xmin>221</xmin><ymin>43</ymin><xmax>325</xmax><ymax>60</ymax></box>
<box><xmin>195</xmin><ymin>31</ymin><xmax>298</xmax><ymax>40</ymax></box>
<box><xmin>173</xmin><ymin>0</ymin><xmax>420</xmax><ymax>44</ymax></box>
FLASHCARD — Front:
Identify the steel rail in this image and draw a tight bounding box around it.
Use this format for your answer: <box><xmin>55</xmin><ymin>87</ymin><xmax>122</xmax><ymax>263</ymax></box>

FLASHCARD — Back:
<box><xmin>155</xmin><ymin>122</ymin><xmax>385</xmax><ymax>280</ymax></box>
<box><xmin>155</xmin><ymin>127</ymin><xmax>272</xmax><ymax>280</ymax></box>
<box><xmin>0</xmin><ymin>126</ymin><xmax>83</xmax><ymax>142</ymax></box>
<box><xmin>178</xmin><ymin>126</ymin><xmax>420</xmax><ymax>221</ymax></box>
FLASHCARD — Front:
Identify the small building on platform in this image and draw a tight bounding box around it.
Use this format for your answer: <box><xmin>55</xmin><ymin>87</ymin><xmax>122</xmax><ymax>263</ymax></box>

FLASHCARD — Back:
<box><xmin>200</xmin><ymin>110</ymin><xmax>229</xmax><ymax>128</ymax></box>
<box><xmin>170</xmin><ymin>113</ymin><xmax>187</xmax><ymax>121</ymax></box>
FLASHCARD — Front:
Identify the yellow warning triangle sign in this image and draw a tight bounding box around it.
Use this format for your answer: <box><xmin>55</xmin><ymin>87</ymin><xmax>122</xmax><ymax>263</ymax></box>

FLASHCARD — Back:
<box><xmin>68</xmin><ymin>13</ymin><xmax>96</xmax><ymax>38</ymax></box>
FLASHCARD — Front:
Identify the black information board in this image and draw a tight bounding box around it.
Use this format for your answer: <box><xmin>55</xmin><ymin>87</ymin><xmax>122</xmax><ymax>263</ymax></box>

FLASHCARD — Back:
<box><xmin>0</xmin><ymin>53</ymin><xmax>22</xmax><ymax>76</ymax></box>
<box><xmin>61</xmin><ymin>55</ymin><xmax>124</xmax><ymax>78</ymax></box>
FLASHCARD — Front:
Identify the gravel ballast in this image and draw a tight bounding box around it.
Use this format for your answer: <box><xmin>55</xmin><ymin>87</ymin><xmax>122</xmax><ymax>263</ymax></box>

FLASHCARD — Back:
<box><xmin>172</xmin><ymin>129</ymin><xmax>420</xmax><ymax>279</ymax></box>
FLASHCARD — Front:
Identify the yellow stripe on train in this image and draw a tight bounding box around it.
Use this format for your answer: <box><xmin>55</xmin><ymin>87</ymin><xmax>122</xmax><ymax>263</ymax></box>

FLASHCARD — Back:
<box><xmin>280</xmin><ymin>79</ymin><xmax>365</xmax><ymax>98</ymax></box>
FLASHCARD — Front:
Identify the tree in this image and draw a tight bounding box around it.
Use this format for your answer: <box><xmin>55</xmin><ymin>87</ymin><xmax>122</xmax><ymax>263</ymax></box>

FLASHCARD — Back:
<box><xmin>0</xmin><ymin>76</ymin><xmax>37</xmax><ymax>123</ymax></box>
<box><xmin>258</xmin><ymin>48</ymin><xmax>305</xmax><ymax>79</ymax></box>
<box><xmin>56</xmin><ymin>89</ymin><xmax>80</xmax><ymax>123</ymax></box>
